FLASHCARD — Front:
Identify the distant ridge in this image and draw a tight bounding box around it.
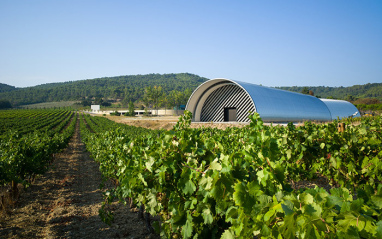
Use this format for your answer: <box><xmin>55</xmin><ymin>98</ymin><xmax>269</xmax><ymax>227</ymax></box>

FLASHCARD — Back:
<box><xmin>0</xmin><ymin>73</ymin><xmax>208</xmax><ymax>106</ymax></box>
<box><xmin>0</xmin><ymin>83</ymin><xmax>17</xmax><ymax>93</ymax></box>
<box><xmin>1</xmin><ymin>74</ymin><xmax>380</xmax><ymax>106</ymax></box>
<box><xmin>277</xmin><ymin>83</ymin><xmax>382</xmax><ymax>101</ymax></box>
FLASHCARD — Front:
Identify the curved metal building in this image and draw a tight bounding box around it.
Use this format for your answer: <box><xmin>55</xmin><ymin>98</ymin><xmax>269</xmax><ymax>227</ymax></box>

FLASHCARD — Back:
<box><xmin>186</xmin><ymin>78</ymin><xmax>359</xmax><ymax>123</ymax></box>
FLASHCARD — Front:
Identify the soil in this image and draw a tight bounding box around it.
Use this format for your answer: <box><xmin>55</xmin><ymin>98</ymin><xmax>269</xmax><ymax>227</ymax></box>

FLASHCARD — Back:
<box><xmin>104</xmin><ymin>115</ymin><xmax>180</xmax><ymax>130</ymax></box>
<box><xmin>104</xmin><ymin>115</ymin><xmax>249</xmax><ymax>131</ymax></box>
<box><xmin>0</xmin><ymin>118</ymin><xmax>158</xmax><ymax>239</ymax></box>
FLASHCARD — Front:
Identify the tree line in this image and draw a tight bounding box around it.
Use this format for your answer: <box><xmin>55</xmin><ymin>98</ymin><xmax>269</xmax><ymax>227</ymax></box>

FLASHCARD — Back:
<box><xmin>0</xmin><ymin>73</ymin><xmax>207</xmax><ymax>107</ymax></box>
<box><xmin>278</xmin><ymin>82</ymin><xmax>382</xmax><ymax>101</ymax></box>
<box><xmin>1</xmin><ymin>74</ymin><xmax>381</xmax><ymax>111</ymax></box>
<box><xmin>297</xmin><ymin>85</ymin><xmax>382</xmax><ymax>113</ymax></box>
<box><xmin>143</xmin><ymin>86</ymin><xmax>192</xmax><ymax>113</ymax></box>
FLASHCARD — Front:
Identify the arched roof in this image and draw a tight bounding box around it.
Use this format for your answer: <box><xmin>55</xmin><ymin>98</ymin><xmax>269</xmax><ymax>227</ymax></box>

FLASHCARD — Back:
<box><xmin>186</xmin><ymin>78</ymin><xmax>360</xmax><ymax>122</ymax></box>
<box><xmin>320</xmin><ymin>99</ymin><xmax>359</xmax><ymax>120</ymax></box>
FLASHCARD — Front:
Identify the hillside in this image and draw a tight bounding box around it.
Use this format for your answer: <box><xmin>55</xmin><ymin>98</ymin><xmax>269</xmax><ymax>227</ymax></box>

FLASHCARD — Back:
<box><xmin>1</xmin><ymin>74</ymin><xmax>381</xmax><ymax>107</ymax></box>
<box><xmin>0</xmin><ymin>83</ymin><xmax>16</xmax><ymax>93</ymax></box>
<box><xmin>277</xmin><ymin>83</ymin><xmax>382</xmax><ymax>101</ymax></box>
<box><xmin>0</xmin><ymin>73</ymin><xmax>208</xmax><ymax>106</ymax></box>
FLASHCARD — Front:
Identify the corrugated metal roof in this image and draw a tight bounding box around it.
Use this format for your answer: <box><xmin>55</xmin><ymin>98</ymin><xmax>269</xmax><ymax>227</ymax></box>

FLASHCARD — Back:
<box><xmin>320</xmin><ymin>99</ymin><xmax>359</xmax><ymax>120</ymax></box>
<box><xmin>186</xmin><ymin>78</ymin><xmax>360</xmax><ymax>122</ymax></box>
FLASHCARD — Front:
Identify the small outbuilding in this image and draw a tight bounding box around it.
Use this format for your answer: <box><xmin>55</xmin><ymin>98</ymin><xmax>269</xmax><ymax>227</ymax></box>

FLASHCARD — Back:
<box><xmin>91</xmin><ymin>104</ymin><xmax>100</xmax><ymax>112</ymax></box>
<box><xmin>185</xmin><ymin>78</ymin><xmax>359</xmax><ymax>123</ymax></box>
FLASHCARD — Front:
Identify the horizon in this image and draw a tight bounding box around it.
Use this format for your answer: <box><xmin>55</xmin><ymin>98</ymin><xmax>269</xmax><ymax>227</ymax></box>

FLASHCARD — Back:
<box><xmin>1</xmin><ymin>1</ymin><xmax>381</xmax><ymax>88</ymax></box>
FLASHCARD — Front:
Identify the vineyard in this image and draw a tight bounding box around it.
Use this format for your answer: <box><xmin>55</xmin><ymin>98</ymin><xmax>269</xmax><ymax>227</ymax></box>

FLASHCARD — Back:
<box><xmin>0</xmin><ymin>109</ymin><xmax>76</xmax><ymax>206</ymax></box>
<box><xmin>80</xmin><ymin>111</ymin><xmax>382</xmax><ymax>238</ymax></box>
<box><xmin>1</xmin><ymin>109</ymin><xmax>382</xmax><ymax>238</ymax></box>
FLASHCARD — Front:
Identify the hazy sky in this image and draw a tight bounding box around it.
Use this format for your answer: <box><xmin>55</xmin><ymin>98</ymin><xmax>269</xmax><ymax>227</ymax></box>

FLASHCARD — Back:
<box><xmin>1</xmin><ymin>1</ymin><xmax>381</xmax><ymax>88</ymax></box>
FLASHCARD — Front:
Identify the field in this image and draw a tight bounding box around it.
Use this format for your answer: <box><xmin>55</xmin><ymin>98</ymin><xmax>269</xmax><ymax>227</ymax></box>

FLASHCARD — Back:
<box><xmin>19</xmin><ymin>101</ymin><xmax>79</xmax><ymax>109</ymax></box>
<box><xmin>82</xmin><ymin>112</ymin><xmax>382</xmax><ymax>238</ymax></box>
<box><xmin>1</xmin><ymin>109</ymin><xmax>382</xmax><ymax>238</ymax></box>
<box><xmin>104</xmin><ymin>115</ymin><xmax>249</xmax><ymax>130</ymax></box>
<box><xmin>0</xmin><ymin>110</ymin><xmax>156</xmax><ymax>238</ymax></box>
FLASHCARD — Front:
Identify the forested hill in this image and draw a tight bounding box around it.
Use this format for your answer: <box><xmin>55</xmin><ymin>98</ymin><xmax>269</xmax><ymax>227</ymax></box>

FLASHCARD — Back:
<box><xmin>0</xmin><ymin>73</ymin><xmax>208</xmax><ymax>106</ymax></box>
<box><xmin>277</xmin><ymin>83</ymin><xmax>382</xmax><ymax>101</ymax></box>
<box><xmin>0</xmin><ymin>83</ymin><xmax>16</xmax><ymax>93</ymax></box>
<box><xmin>1</xmin><ymin>74</ymin><xmax>381</xmax><ymax>107</ymax></box>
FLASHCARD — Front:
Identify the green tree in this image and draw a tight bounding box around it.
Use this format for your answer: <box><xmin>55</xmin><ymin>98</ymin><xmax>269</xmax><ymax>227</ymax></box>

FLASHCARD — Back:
<box><xmin>181</xmin><ymin>88</ymin><xmax>193</xmax><ymax>104</ymax></box>
<box><xmin>169</xmin><ymin>90</ymin><xmax>182</xmax><ymax>115</ymax></box>
<box><xmin>121</xmin><ymin>95</ymin><xmax>130</xmax><ymax>107</ymax></box>
<box><xmin>301</xmin><ymin>87</ymin><xmax>309</xmax><ymax>95</ymax></box>
<box><xmin>0</xmin><ymin>99</ymin><xmax>12</xmax><ymax>109</ymax></box>
<box><xmin>81</xmin><ymin>98</ymin><xmax>92</xmax><ymax>106</ymax></box>
<box><xmin>161</xmin><ymin>94</ymin><xmax>169</xmax><ymax>115</ymax></box>
<box><xmin>128</xmin><ymin>100</ymin><xmax>135</xmax><ymax>116</ymax></box>
<box><xmin>94</xmin><ymin>97</ymin><xmax>103</xmax><ymax>105</ymax></box>
<box><xmin>345</xmin><ymin>95</ymin><xmax>356</xmax><ymax>102</ymax></box>
<box><xmin>145</xmin><ymin>86</ymin><xmax>163</xmax><ymax>116</ymax></box>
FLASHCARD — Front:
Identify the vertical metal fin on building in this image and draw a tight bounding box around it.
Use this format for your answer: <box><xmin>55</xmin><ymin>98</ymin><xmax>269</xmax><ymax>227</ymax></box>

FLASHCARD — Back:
<box><xmin>200</xmin><ymin>84</ymin><xmax>255</xmax><ymax>122</ymax></box>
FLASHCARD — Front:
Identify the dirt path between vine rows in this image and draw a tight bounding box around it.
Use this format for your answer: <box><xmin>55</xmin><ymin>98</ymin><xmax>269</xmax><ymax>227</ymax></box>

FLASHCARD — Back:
<box><xmin>0</xmin><ymin>118</ymin><xmax>157</xmax><ymax>239</ymax></box>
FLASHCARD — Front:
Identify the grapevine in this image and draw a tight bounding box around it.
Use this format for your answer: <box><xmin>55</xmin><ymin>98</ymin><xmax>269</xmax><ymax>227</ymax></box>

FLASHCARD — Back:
<box><xmin>80</xmin><ymin>111</ymin><xmax>382</xmax><ymax>238</ymax></box>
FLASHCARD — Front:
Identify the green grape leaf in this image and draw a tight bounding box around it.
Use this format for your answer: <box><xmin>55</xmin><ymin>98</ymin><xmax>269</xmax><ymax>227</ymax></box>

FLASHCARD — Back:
<box><xmin>210</xmin><ymin>159</ymin><xmax>222</xmax><ymax>171</ymax></box>
<box><xmin>257</xmin><ymin>170</ymin><xmax>269</xmax><ymax>186</ymax></box>
<box><xmin>279</xmin><ymin>214</ymin><xmax>296</xmax><ymax>239</ymax></box>
<box><xmin>211</xmin><ymin>176</ymin><xmax>232</xmax><ymax>200</ymax></box>
<box><xmin>304</xmin><ymin>223</ymin><xmax>321</xmax><ymax>239</ymax></box>
<box><xmin>137</xmin><ymin>173</ymin><xmax>147</xmax><ymax>186</ymax></box>
<box><xmin>233</xmin><ymin>182</ymin><xmax>246</xmax><ymax>207</ymax></box>
<box><xmin>304</xmin><ymin>202</ymin><xmax>322</xmax><ymax>219</ymax></box>
<box><xmin>182</xmin><ymin>212</ymin><xmax>193</xmax><ymax>239</ymax></box>
<box><xmin>361</xmin><ymin>156</ymin><xmax>370</xmax><ymax>174</ymax></box>
<box><xmin>145</xmin><ymin>156</ymin><xmax>155</xmax><ymax>172</ymax></box>
<box><xmin>337</xmin><ymin>212</ymin><xmax>357</xmax><ymax>230</ymax></box>
<box><xmin>202</xmin><ymin>208</ymin><xmax>213</xmax><ymax>225</ymax></box>
<box><xmin>341</xmin><ymin>225</ymin><xmax>360</xmax><ymax>239</ymax></box>
<box><xmin>327</xmin><ymin>195</ymin><xmax>342</xmax><ymax>210</ymax></box>
<box><xmin>185</xmin><ymin>197</ymin><xmax>198</xmax><ymax>210</ymax></box>
<box><xmin>247</xmin><ymin>180</ymin><xmax>262</xmax><ymax>197</ymax></box>
<box><xmin>261</xmin><ymin>224</ymin><xmax>272</xmax><ymax>237</ymax></box>
<box><xmin>263</xmin><ymin>209</ymin><xmax>275</xmax><ymax>222</ymax></box>
<box><xmin>377</xmin><ymin>184</ymin><xmax>382</xmax><ymax>196</ymax></box>
<box><xmin>275</xmin><ymin>191</ymin><xmax>284</xmax><ymax>202</ymax></box>
<box><xmin>172</xmin><ymin>207</ymin><xmax>186</xmax><ymax>225</ymax></box>
<box><xmin>376</xmin><ymin>221</ymin><xmax>382</xmax><ymax>238</ymax></box>
<box><xmin>183</xmin><ymin>180</ymin><xmax>196</xmax><ymax>195</ymax></box>
<box><xmin>281</xmin><ymin>201</ymin><xmax>294</xmax><ymax>216</ymax></box>
<box><xmin>371</xmin><ymin>195</ymin><xmax>382</xmax><ymax>209</ymax></box>
<box><xmin>299</xmin><ymin>192</ymin><xmax>314</xmax><ymax>205</ymax></box>
<box><xmin>199</xmin><ymin>175</ymin><xmax>214</xmax><ymax>191</ymax></box>
<box><xmin>350</xmin><ymin>198</ymin><xmax>363</xmax><ymax>212</ymax></box>
<box><xmin>226</xmin><ymin>206</ymin><xmax>239</xmax><ymax>222</ymax></box>
<box><xmin>340</xmin><ymin>202</ymin><xmax>351</xmax><ymax>213</ymax></box>
<box><xmin>286</xmin><ymin>149</ymin><xmax>292</xmax><ymax>159</ymax></box>
<box><xmin>221</xmin><ymin>229</ymin><xmax>235</xmax><ymax>239</ymax></box>
<box><xmin>147</xmin><ymin>192</ymin><xmax>158</xmax><ymax>215</ymax></box>
<box><xmin>359</xmin><ymin>218</ymin><xmax>375</xmax><ymax>235</ymax></box>
<box><xmin>274</xmin><ymin>163</ymin><xmax>285</xmax><ymax>183</ymax></box>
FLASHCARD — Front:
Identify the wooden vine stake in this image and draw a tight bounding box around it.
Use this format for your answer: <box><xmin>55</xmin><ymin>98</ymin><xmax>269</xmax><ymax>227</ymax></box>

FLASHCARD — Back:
<box><xmin>337</xmin><ymin>123</ymin><xmax>345</xmax><ymax>133</ymax></box>
<box><xmin>11</xmin><ymin>180</ymin><xmax>19</xmax><ymax>203</ymax></box>
<box><xmin>0</xmin><ymin>195</ymin><xmax>4</xmax><ymax>211</ymax></box>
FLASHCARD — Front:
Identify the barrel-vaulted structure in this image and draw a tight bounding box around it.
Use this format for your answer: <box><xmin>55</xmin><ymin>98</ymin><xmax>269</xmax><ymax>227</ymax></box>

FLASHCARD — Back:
<box><xmin>185</xmin><ymin>78</ymin><xmax>359</xmax><ymax>123</ymax></box>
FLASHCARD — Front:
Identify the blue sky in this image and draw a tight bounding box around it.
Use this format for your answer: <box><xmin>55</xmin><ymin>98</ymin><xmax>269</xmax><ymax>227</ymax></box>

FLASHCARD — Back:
<box><xmin>1</xmin><ymin>1</ymin><xmax>381</xmax><ymax>88</ymax></box>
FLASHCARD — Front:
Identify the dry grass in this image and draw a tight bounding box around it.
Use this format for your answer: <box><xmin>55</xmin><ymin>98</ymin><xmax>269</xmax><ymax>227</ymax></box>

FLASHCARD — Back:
<box><xmin>104</xmin><ymin>115</ymin><xmax>180</xmax><ymax>130</ymax></box>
